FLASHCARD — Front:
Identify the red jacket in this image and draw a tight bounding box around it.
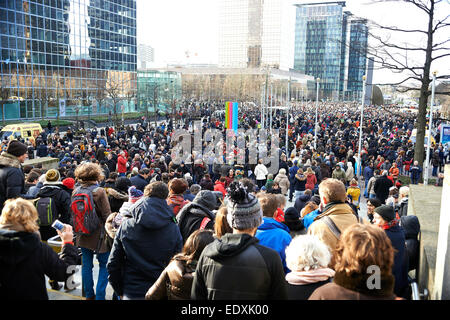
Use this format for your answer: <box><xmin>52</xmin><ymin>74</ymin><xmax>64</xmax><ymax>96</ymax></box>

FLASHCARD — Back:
<box><xmin>214</xmin><ymin>181</ymin><xmax>227</xmax><ymax>197</ymax></box>
<box><xmin>117</xmin><ymin>155</ymin><xmax>127</xmax><ymax>173</ymax></box>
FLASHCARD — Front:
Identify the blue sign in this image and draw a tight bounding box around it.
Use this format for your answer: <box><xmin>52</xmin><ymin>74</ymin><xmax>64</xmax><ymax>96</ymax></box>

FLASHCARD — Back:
<box><xmin>441</xmin><ymin>124</ymin><xmax>450</xmax><ymax>145</ymax></box>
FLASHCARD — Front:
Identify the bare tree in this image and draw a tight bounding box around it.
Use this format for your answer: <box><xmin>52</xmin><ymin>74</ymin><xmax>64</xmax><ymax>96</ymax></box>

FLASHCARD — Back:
<box><xmin>361</xmin><ymin>0</ymin><xmax>450</xmax><ymax>181</ymax></box>
<box><xmin>104</xmin><ymin>77</ymin><xmax>124</xmax><ymax>129</ymax></box>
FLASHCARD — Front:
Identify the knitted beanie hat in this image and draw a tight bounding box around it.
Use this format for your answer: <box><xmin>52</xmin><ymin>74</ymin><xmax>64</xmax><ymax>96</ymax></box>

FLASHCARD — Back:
<box><xmin>374</xmin><ymin>205</ymin><xmax>395</xmax><ymax>222</ymax></box>
<box><xmin>62</xmin><ymin>177</ymin><xmax>75</xmax><ymax>190</ymax></box>
<box><xmin>128</xmin><ymin>186</ymin><xmax>144</xmax><ymax>203</ymax></box>
<box><xmin>226</xmin><ymin>181</ymin><xmax>262</xmax><ymax>230</ymax></box>
<box><xmin>45</xmin><ymin>169</ymin><xmax>60</xmax><ymax>182</ymax></box>
<box><xmin>284</xmin><ymin>206</ymin><xmax>300</xmax><ymax>221</ymax></box>
<box><xmin>7</xmin><ymin>140</ymin><xmax>28</xmax><ymax>157</ymax></box>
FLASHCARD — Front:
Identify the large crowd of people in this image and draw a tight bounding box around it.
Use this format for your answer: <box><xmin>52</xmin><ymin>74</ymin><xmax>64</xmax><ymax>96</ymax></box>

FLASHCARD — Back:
<box><xmin>0</xmin><ymin>99</ymin><xmax>447</xmax><ymax>301</ymax></box>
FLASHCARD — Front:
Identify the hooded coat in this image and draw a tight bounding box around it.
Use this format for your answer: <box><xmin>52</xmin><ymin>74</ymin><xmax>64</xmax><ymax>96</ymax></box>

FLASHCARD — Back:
<box><xmin>36</xmin><ymin>183</ymin><xmax>72</xmax><ymax>241</ymax></box>
<box><xmin>384</xmin><ymin>224</ymin><xmax>409</xmax><ymax>298</ymax></box>
<box><xmin>107</xmin><ymin>196</ymin><xmax>183</xmax><ymax>299</ymax></box>
<box><xmin>191</xmin><ymin>233</ymin><xmax>287</xmax><ymax>300</ymax></box>
<box><xmin>255</xmin><ymin>217</ymin><xmax>292</xmax><ymax>274</ymax></box>
<box><xmin>294</xmin><ymin>193</ymin><xmax>312</xmax><ymax>214</ymax></box>
<box><xmin>176</xmin><ymin>201</ymin><xmax>215</xmax><ymax>243</ymax></box>
<box><xmin>0</xmin><ymin>152</ymin><xmax>27</xmax><ymax>213</ymax></box>
<box><xmin>0</xmin><ymin>227</ymin><xmax>78</xmax><ymax>300</ymax></box>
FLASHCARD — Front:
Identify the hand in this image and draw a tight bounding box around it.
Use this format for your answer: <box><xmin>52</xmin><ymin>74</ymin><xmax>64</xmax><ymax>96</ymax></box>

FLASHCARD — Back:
<box><xmin>57</xmin><ymin>224</ymin><xmax>74</xmax><ymax>243</ymax></box>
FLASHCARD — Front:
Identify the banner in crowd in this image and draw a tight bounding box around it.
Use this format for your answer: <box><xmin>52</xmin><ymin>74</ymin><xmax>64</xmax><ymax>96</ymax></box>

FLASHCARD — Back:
<box><xmin>225</xmin><ymin>101</ymin><xmax>238</xmax><ymax>133</ymax></box>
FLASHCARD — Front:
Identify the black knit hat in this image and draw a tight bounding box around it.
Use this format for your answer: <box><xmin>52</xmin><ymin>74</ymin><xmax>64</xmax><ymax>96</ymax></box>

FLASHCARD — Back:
<box><xmin>284</xmin><ymin>207</ymin><xmax>300</xmax><ymax>221</ymax></box>
<box><xmin>7</xmin><ymin>140</ymin><xmax>28</xmax><ymax>157</ymax></box>
<box><xmin>374</xmin><ymin>205</ymin><xmax>395</xmax><ymax>222</ymax></box>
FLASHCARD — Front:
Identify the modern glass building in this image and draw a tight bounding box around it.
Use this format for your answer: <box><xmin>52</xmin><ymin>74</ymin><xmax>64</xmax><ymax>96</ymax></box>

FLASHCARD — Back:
<box><xmin>218</xmin><ymin>0</ymin><xmax>296</xmax><ymax>71</ymax></box>
<box><xmin>137</xmin><ymin>70</ymin><xmax>182</xmax><ymax>117</ymax></box>
<box><xmin>0</xmin><ymin>0</ymin><xmax>137</xmax><ymax>121</ymax></box>
<box><xmin>293</xmin><ymin>1</ymin><xmax>368</xmax><ymax>101</ymax></box>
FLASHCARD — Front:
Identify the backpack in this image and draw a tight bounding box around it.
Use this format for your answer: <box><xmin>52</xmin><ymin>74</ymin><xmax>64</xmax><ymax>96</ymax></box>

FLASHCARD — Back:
<box><xmin>35</xmin><ymin>197</ymin><xmax>58</xmax><ymax>227</ymax></box>
<box><xmin>71</xmin><ymin>185</ymin><xmax>101</xmax><ymax>235</ymax></box>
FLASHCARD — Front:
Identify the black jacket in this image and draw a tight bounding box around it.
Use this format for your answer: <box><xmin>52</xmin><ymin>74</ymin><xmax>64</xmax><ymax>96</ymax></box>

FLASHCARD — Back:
<box><xmin>130</xmin><ymin>174</ymin><xmax>149</xmax><ymax>192</ymax></box>
<box><xmin>36</xmin><ymin>184</ymin><xmax>73</xmax><ymax>241</ymax></box>
<box><xmin>0</xmin><ymin>228</ymin><xmax>78</xmax><ymax>300</ymax></box>
<box><xmin>294</xmin><ymin>193</ymin><xmax>311</xmax><ymax>214</ymax></box>
<box><xmin>36</xmin><ymin>144</ymin><xmax>48</xmax><ymax>157</ymax></box>
<box><xmin>0</xmin><ymin>152</ymin><xmax>28</xmax><ymax>213</ymax></box>
<box><xmin>176</xmin><ymin>202</ymin><xmax>215</xmax><ymax>243</ymax></box>
<box><xmin>287</xmin><ymin>279</ymin><xmax>331</xmax><ymax>300</ymax></box>
<box><xmin>374</xmin><ymin>175</ymin><xmax>393</xmax><ymax>204</ymax></box>
<box><xmin>401</xmin><ymin>215</ymin><xmax>420</xmax><ymax>272</ymax></box>
<box><xmin>107</xmin><ymin>197</ymin><xmax>183</xmax><ymax>299</ymax></box>
<box><xmin>191</xmin><ymin>233</ymin><xmax>287</xmax><ymax>300</ymax></box>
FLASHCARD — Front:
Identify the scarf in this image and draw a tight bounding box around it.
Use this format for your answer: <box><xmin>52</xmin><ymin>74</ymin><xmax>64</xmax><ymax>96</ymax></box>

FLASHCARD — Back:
<box><xmin>381</xmin><ymin>217</ymin><xmax>399</xmax><ymax>230</ymax></box>
<box><xmin>286</xmin><ymin>268</ymin><xmax>335</xmax><ymax>285</ymax></box>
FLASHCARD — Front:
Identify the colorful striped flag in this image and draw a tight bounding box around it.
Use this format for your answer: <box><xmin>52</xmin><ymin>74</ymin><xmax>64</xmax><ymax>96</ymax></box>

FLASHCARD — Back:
<box><xmin>225</xmin><ymin>101</ymin><xmax>239</xmax><ymax>133</ymax></box>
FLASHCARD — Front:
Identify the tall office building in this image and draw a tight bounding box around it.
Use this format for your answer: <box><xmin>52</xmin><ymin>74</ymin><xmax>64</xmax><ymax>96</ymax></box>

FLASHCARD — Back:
<box><xmin>293</xmin><ymin>1</ymin><xmax>368</xmax><ymax>100</ymax></box>
<box><xmin>0</xmin><ymin>0</ymin><xmax>137</xmax><ymax>120</ymax></box>
<box><xmin>218</xmin><ymin>0</ymin><xmax>296</xmax><ymax>71</ymax></box>
<box><xmin>137</xmin><ymin>44</ymin><xmax>154</xmax><ymax>70</ymax></box>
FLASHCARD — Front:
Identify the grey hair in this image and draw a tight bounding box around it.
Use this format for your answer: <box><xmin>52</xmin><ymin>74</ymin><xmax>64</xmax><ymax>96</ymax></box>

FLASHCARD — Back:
<box><xmin>399</xmin><ymin>186</ymin><xmax>410</xmax><ymax>202</ymax></box>
<box><xmin>285</xmin><ymin>235</ymin><xmax>331</xmax><ymax>271</ymax></box>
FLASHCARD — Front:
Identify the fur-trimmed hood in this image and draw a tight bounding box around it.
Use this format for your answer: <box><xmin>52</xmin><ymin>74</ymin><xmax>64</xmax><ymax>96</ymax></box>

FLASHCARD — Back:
<box><xmin>333</xmin><ymin>271</ymin><xmax>395</xmax><ymax>298</ymax></box>
<box><xmin>0</xmin><ymin>152</ymin><xmax>22</xmax><ymax>169</ymax></box>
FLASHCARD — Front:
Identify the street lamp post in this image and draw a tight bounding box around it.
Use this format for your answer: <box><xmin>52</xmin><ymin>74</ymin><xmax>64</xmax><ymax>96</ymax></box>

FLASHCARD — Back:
<box><xmin>357</xmin><ymin>75</ymin><xmax>367</xmax><ymax>183</ymax></box>
<box><xmin>286</xmin><ymin>79</ymin><xmax>290</xmax><ymax>157</ymax></box>
<box><xmin>424</xmin><ymin>71</ymin><xmax>437</xmax><ymax>186</ymax></box>
<box><xmin>314</xmin><ymin>78</ymin><xmax>320</xmax><ymax>150</ymax></box>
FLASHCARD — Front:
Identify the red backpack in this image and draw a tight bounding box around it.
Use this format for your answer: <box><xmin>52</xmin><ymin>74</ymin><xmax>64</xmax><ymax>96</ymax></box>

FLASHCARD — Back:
<box><xmin>71</xmin><ymin>185</ymin><xmax>101</xmax><ymax>235</ymax></box>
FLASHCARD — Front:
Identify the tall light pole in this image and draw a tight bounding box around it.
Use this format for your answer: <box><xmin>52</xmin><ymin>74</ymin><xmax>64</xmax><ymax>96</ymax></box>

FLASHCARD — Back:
<box><xmin>314</xmin><ymin>77</ymin><xmax>320</xmax><ymax>150</ymax></box>
<box><xmin>357</xmin><ymin>75</ymin><xmax>367</xmax><ymax>183</ymax></box>
<box><xmin>424</xmin><ymin>70</ymin><xmax>437</xmax><ymax>186</ymax></box>
<box><xmin>286</xmin><ymin>78</ymin><xmax>291</xmax><ymax>157</ymax></box>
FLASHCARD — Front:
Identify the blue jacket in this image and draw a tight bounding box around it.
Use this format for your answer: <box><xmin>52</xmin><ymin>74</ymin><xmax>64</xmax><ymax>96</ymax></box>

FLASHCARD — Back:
<box><xmin>385</xmin><ymin>225</ymin><xmax>409</xmax><ymax>297</ymax></box>
<box><xmin>303</xmin><ymin>209</ymin><xmax>321</xmax><ymax>230</ymax></box>
<box><xmin>363</xmin><ymin>166</ymin><xmax>373</xmax><ymax>181</ymax></box>
<box><xmin>107</xmin><ymin>197</ymin><xmax>183</xmax><ymax>299</ymax></box>
<box><xmin>129</xmin><ymin>174</ymin><xmax>149</xmax><ymax>192</ymax></box>
<box><xmin>289</xmin><ymin>165</ymin><xmax>299</xmax><ymax>180</ymax></box>
<box><xmin>255</xmin><ymin>217</ymin><xmax>292</xmax><ymax>274</ymax></box>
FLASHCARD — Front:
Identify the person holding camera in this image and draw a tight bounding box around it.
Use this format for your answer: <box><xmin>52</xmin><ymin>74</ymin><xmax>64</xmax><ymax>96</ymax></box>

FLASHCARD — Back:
<box><xmin>0</xmin><ymin>198</ymin><xmax>78</xmax><ymax>300</ymax></box>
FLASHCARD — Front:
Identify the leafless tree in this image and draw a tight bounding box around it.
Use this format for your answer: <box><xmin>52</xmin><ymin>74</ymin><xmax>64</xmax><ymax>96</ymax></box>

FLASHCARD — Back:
<box><xmin>358</xmin><ymin>0</ymin><xmax>450</xmax><ymax>181</ymax></box>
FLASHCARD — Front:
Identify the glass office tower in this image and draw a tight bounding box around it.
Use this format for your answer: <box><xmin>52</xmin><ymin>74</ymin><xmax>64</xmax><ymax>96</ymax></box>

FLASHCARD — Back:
<box><xmin>218</xmin><ymin>0</ymin><xmax>296</xmax><ymax>71</ymax></box>
<box><xmin>0</xmin><ymin>0</ymin><xmax>137</xmax><ymax>120</ymax></box>
<box><xmin>293</xmin><ymin>1</ymin><xmax>368</xmax><ymax>101</ymax></box>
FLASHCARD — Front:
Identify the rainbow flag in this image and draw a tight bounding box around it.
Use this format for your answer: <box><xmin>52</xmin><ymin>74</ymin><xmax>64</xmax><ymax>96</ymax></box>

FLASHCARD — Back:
<box><xmin>225</xmin><ymin>101</ymin><xmax>238</xmax><ymax>132</ymax></box>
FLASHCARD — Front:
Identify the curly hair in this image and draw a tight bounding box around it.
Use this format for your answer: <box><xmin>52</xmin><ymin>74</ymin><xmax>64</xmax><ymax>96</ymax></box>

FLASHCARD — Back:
<box><xmin>75</xmin><ymin>162</ymin><xmax>104</xmax><ymax>183</ymax></box>
<box><xmin>333</xmin><ymin>224</ymin><xmax>394</xmax><ymax>276</ymax></box>
<box><xmin>0</xmin><ymin>198</ymin><xmax>39</xmax><ymax>233</ymax></box>
<box><xmin>285</xmin><ymin>235</ymin><xmax>331</xmax><ymax>271</ymax></box>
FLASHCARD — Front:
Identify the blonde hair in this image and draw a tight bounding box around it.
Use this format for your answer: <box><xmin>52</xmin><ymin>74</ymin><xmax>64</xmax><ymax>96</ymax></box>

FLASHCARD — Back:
<box><xmin>75</xmin><ymin>162</ymin><xmax>104</xmax><ymax>182</ymax></box>
<box><xmin>319</xmin><ymin>178</ymin><xmax>347</xmax><ymax>203</ymax></box>
<box><xmin>285</xmin><ymin>235</ymin><xmax>331</xmax><ymax>271</ymax></box>
<box><xmin>0</xmin><ymin>198</ymin><xmax>39</xmax><ymax>233</ymax></box>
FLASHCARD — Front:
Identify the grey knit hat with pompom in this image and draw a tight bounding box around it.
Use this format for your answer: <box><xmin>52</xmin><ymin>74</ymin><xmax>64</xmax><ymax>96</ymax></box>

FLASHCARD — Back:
<box><xmin>226</xmin><ymin>181</ymin><xmax>262</xmax><ymax>230</ymax></box>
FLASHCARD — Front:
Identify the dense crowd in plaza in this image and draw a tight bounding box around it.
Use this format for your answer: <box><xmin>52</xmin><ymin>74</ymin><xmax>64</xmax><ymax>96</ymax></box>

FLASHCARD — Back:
<box><xmin>0</xmin><ymin>99</ymin><xmax>448</xmax><ymax>301</ymax></box>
